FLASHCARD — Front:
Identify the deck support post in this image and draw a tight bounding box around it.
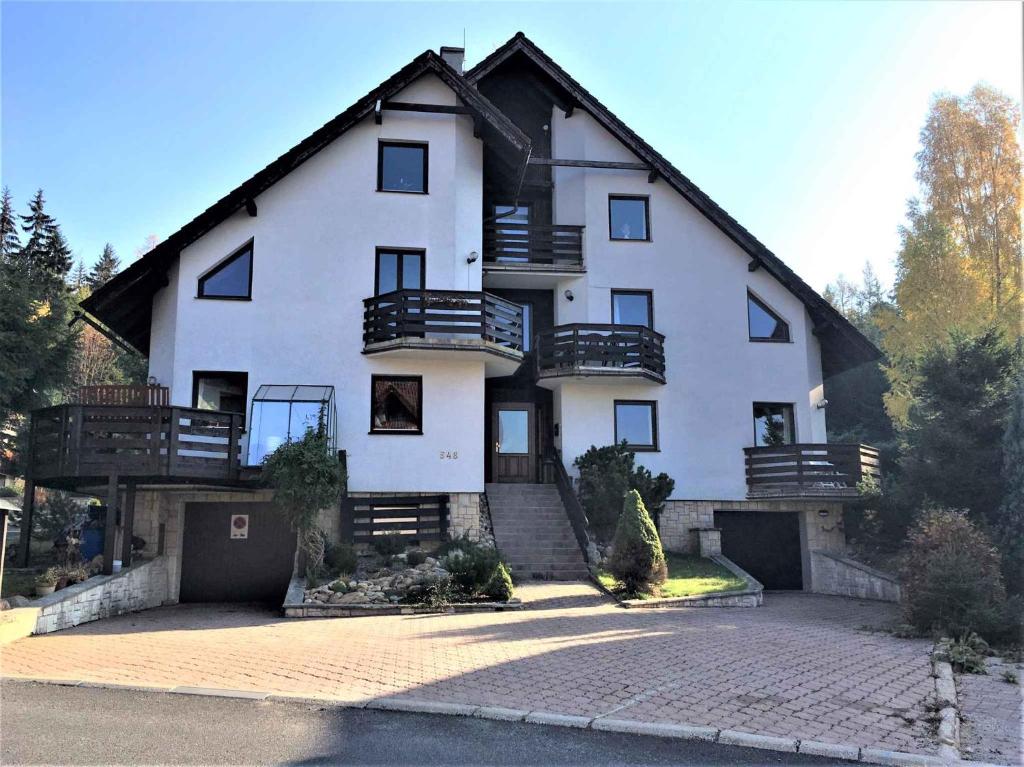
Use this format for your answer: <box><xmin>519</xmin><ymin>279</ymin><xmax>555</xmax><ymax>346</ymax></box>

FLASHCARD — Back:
<box><xmin>102</xmin><ymin>474</ymin><xmax>119</xmax><ymax>575</ymax></box>
<box><xmin>120</xmin><ymin>480</ymin><xmax>137</xmax><ymax>568</ymax></box>
<box><xmin>16</xmin><ymin>479</ymin><xmax>35</xmax><ymax>567</ymax></box>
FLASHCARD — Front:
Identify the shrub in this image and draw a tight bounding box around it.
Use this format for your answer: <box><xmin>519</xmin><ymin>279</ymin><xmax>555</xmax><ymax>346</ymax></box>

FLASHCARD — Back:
<box><xmin>484</xmin><ymin>562</ymin><xmax>514</xmax><ymax>601</ymax></box>
<box><xmin>371</xmin><ymin>534</ymin><xmax>406</xmax><ymax>558</ymax></box>
<box><xmin>35</xmin><ymin>567</ymin><xmax>60</xmax><ymax>587</ymax></box>
<box><xmin>421</xmin><ymin>575</ymin><xmax>455</xmax><ymax>608</ymax></box>
<box><xmin>901</xmin><ymin>509</ymin><xmax>1009</xmax><ymax>639</ymax></box>
<box><xmin>606</xmin><ymin>490</ymin><xmax>667</xmax><ymax>596</ymax></box>
<box><xmin>406</xmin><ymin>549</ymin><xmax>427</xmax><ymax>567</ymax></box>
<box><xmin>574</xmin><ymin>443</ymin><xmax>674</xmax><ymax>536</ymax></box>
<box><xmin>442</xmin><ymin>541</ymin><xmax>500</xmax><ymax>597</ymax></box>
<box><xmin>329</xmin><ymin>581</ymin><xmax>348</xmax><ymax>593</ymax></box>
<box><xmin>936</xmin><ymin>633</ymin><xmax>990</xmax><ymax>674</ymax></box>
<box><xmin>325</xmin><ymin>542</ymin><xmax>358</xmax><ymax>576</ymax></box>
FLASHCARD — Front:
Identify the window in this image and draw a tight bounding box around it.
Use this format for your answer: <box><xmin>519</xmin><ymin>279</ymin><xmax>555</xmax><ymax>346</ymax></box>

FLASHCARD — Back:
<box><xmin>197</xmin><ymin>241</ymin><xmax>253</xmax><ymax>299</ymax></box>
<box><xmin>378</xmin><ymin>141</ymin><xmax>428</xmax><ymax>193</ymax></box>
<box><xmin>370</xmin><ymin>375</ymin><xmax>423</xmax><ymax>435</ymax></box>
<box><xmin>376</xmin><ymin>249</ymin><xmax>424</xmax><ymax>294</ymax></box>
<box><xmin>246</xmin><ymin>385</ymin><xmax>336</xmax><ymax>465</ymax></box>
<box><xmin>493</xmin><ymin>204</ymin><xmax>531</xmax><ymax>262</ymax></box>
<box><xmin>497</xmin><ymin>409</ymin><xmax>529</xmax><ymax>454</ymax></box>
<box><xmin>747</xmin><ymin>292</ymin><xmax>790</xmax><ymax>342</ymax></box>
<box><xmin>519</xmin><ymin>302</ymin><xmax>533</xmax><ymax>352</ymax></box>
<box><xmin>614</xmin><ymin>400</ymin><xmax>658</xmax><ymax>451</ymax></box>
<box><xmin>192</xmin><ymin>371</ymin><xmax>248</xmax><ymax>420</ymax></box>
<box><xmin>609</xmin><ymin>195</ymin><xmax>650</xmax><ymax>241</ymax></box>
<box><xmin>752</xmin><ymin>403</ymin><xmax>795</xmax><ymax>447</ymax></box>
<box><xmin>611</xmin><ymin>289</ymin><xmax>653</xmax><ymax>328</ymax></box>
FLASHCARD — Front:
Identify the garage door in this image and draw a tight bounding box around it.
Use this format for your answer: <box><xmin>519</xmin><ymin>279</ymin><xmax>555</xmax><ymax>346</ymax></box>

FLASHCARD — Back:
<box><xmin>180</xmin><ymin>502</ymin><xmax>297</xmax><ymax>603</ymax></box>
<box><xmin>714</xmin><ymin>510</ymin><xmax>803</xmax><ymax>590</ymax></box>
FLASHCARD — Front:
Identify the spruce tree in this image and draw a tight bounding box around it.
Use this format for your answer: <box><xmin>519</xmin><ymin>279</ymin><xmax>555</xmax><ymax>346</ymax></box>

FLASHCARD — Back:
<box><xmin>0</xmin><ymin>187</ymin><xmax>20</xmax><ymax>262</ymax></box>
<box><xmin>19</xmin><ymin>189</ymin><xmax>56</xmax><ymax>278</ymax></box>
<box><xmin>87</xmin><ymin>243</ymin><xmax>120</xmax><ymax>289</ymax></box>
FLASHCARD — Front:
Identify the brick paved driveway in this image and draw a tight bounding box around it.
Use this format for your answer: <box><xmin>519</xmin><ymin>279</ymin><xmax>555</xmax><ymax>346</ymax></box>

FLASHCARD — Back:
<box><xmin>0</xmin><ymin>586</ymin><xmax>939</xmax><ymax>755</ymax></box>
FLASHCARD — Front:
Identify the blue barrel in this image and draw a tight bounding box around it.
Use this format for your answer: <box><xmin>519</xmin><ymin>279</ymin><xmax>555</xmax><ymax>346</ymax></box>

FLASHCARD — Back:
<box><xmin>80</xmin><ymin>527</ymin><xmax>104</xmax><ymax>561</ymax></box>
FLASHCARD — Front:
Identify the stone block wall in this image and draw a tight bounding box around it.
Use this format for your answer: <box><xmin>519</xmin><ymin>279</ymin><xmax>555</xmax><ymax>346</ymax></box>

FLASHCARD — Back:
<box><xmin>32</xmin><ymin>557</ymin><xmax>169</xmax><ymax>634</ymax></box>
<box><xmin>810</xmin><ymin>550</ymin><xmax>901</xmax><ymax>602</ymax></box>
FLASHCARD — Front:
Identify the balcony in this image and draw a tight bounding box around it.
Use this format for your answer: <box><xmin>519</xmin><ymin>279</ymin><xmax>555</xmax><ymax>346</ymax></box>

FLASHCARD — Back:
<box><xmin>535</xmin><ymin>324</ymin><xmax>666</xmax><ymax>386</ymax></box>
<box><xmin>744</xmin><ymin>443</ymin><xmax>881</xmax><ymax>499</ymax></box>
<box><xmin>363</xmin><ymin>289</ymin><xmax>525</xmax><ymax>377</ymax></box>
<box><xmin>27</xmin><ymin>400</ymin><xmax>251</xmax><ymax>490</ymax></box>
<box><xmin>482</xmin><ymin>222</ymin><xmax>584</xmax><ymax>286</ymax></box>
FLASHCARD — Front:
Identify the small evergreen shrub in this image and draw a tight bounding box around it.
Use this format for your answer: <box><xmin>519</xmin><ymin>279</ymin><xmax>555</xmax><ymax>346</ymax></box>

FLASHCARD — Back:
<box><xmin>406</xmin><ymin>549</ymin><xmax>427</xmax><ymax>567</ymax></box>
<box><xmin>421</xmin><ymin>575</ymin><xmax>455</xmax><ymax>608</ymax></box>
<box><xmin>902</xmin><ymin>509</ymin><xmax>1009</xmax><ymax>639</ymax></box>
<box><xmin>484</xmin><ymin>562</ymin><xmax>515</xmax><ymax>601</ymax></box>
<box><xmin>329</xmin><ymin>581</ymin><xmax>348</xmax><ymax>593</ymax></box>
<box><xmin>606</xmin><ymin>490</ymin><xmax>667</xmax><ymax>596</ymax></box>
<box><xmin>325</xmin><ymin>542</ymin><xmax>358</xmax><ymax>576</ymax></box>
<box><xmin>371</xmin><ymin>533</ymin><xmax>406</xmax><ymax>558</ymax></box>
<box><xmin>574</xmin><ymin>443</ymin><xmax>674</xmax><ymax>536</ymax></box>
<box><xmin>443</xmin><ymin>542</ymin><xmax>500</xmax><ymax>597</ymax></box>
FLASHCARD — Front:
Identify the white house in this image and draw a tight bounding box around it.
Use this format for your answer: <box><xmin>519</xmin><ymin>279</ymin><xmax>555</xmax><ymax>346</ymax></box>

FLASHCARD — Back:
<box><xmin>23</xmin><ymin>34</ymin><xmax>882</xmax><ymax>603</ymax></box>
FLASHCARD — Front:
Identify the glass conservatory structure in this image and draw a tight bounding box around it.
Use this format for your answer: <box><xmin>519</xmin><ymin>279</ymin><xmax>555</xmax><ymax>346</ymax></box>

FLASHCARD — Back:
<box><xmin>246</xmin><ymin>385</ymin><xmax>337</xmax><ymax>465</ymax></box>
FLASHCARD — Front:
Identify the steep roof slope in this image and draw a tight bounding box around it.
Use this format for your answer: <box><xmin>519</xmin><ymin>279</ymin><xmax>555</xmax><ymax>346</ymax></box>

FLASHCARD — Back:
<box><xmin>467</xmin><ymin>33</ymin><xmax>879</xmax><ymax>374</ymax></box>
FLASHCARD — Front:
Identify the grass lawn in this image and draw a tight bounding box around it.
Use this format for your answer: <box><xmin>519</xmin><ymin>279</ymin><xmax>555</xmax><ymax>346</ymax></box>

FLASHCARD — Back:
<box><xmin>1</xmin><ymin>567</ymin><xmax>42</xmax><ymax>599</ymax></box>
<box><xmin>598</xmin><ymin>552</ymin><xmax>746</xmax><ymax>599</ymax></box>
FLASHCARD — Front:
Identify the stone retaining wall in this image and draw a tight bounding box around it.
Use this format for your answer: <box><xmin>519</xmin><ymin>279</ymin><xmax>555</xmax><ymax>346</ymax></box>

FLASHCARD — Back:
<box><xmin>31</xmin><ymin>556</ymin><xmax>170</xmax><ymax>634</ymax></box>
<box><xmin>809</xmin><ymin>550</ymin><xmax>901</xmax><ymax>602</ymax></box>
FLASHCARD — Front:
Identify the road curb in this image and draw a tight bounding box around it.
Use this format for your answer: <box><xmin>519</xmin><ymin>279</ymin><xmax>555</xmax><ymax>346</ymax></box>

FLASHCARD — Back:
<box><xmin>931</xmin><ymin>640</ymin><xmax>962</xmax><ymax>762</ymax></box>
<box><xmin>3</xmin><ymin>675</ymin><xmax>962</xmax><ymax>765</ymax></box>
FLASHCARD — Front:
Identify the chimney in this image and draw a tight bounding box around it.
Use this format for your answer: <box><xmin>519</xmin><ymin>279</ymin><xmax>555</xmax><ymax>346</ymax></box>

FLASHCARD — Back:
<box><xmin>440</xmin><ymin>46</ymin><xmax>465</xmax><ymax>74</ymax></box>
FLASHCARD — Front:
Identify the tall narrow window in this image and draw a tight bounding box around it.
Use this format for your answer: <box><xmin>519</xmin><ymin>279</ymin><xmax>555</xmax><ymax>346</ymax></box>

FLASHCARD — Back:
<box><xmin>197</xmin><ymin>241</ymin><xmax>253</xmax><ymax>299</ymax></box>
<box><xmin>752</xmin><ymin>403</ymin><xmax>795</xmax><ymax>446</ymax></box>
<box><xmin>611</xmin><ymin>290</ymin><xmax>653</xmax><ymax>328</ymax></box>
<box><xmin>378</xmin><ymin>141</ymin><xmax>428</xmax><ymax>193</ymax></box>
<box><xmin>614</xmin><ymin>400</ymin><xmax>658</xmax><ymax>451</ymax></box>
<box><xmin>493</xmin><ymin>204</ymin><xmax>531</xmax><ymax>262</ymax></box>
<box><xmin>371</xmin><ymin>375</ymin><xmax>423</xmax><ymax>435</ymax></box>
<box><xmin>375</xmin><ymin>249</ymin><xmax>424</xmax><ymax>294</ymax></box>
<box><xmin>747</xmin><ymin>292</ymin><xmax>790</xmax><ymax>342</ymax></box>
<box><xmin>609</xmin><ymin>195</ymin><xmax>650</xmax><ymax>241</ymax></box>
<box><xmin>518</xmin><ymin>302</ymin><xmax>533</xmax><ymax>352</ymax></box>
<box><xmin>192</xmin><ymin>371</ymin><xmax>248</xmax><ymax>419</ymax></box>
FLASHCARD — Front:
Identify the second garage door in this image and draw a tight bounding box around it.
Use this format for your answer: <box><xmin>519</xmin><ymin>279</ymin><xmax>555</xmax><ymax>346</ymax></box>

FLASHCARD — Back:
<box><xmin>180</xmin><ymin>502</ymin><xmax>297</xmax><ymax>603</ymax></box>
<box><xmin>714</xmin><ymin>510</ymin><xmax>803</xmax><ymax>590</ymax></box>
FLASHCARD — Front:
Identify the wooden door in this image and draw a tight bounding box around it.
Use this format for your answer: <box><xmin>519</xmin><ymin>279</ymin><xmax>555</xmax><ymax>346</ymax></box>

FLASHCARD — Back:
<box><xmin>491</xmin><ymin>403</ymin><xmax>535</xmax><ymax>483</ymax></box>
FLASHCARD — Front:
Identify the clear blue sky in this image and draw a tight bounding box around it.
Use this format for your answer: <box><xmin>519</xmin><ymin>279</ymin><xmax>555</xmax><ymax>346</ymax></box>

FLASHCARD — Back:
<box><xmin>2</xmin><ymin>1</ymin><xmax>1020</xmax><ymax>292</ymax></box>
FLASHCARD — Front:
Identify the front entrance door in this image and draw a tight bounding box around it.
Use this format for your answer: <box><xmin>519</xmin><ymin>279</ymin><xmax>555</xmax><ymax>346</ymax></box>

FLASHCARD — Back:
<box><xmin>491</xmin><ymin>403</ymin><xmax>535</xmax><ymax>482</ymax></box>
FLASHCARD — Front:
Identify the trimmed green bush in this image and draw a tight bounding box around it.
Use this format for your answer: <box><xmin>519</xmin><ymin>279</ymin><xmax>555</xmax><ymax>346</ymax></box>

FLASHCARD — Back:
<box><xmin>443</xmin><ymin>542</ymin><xmax>500</xmax><ymax>597</ymax></box>
<box><xmin>484</xmin><ymin>562</ymin><xmax>515</xmax><ymax>601</ymax></box>
<box><xmin>574</xmin><ymin>442</ymin><xmax>674</xmax><ymax>536</ymax></box>
<box><xmin>406</xmin><ymin>549</ymin><xmax>427</xmax><ymax>567</ymax></box>
<box><xmin>606</xmin><ymin>490</ymin><xmax>667</xmax><ymax>596</ymax></box>
<box><xmin>325</xmin><ymin>542</ymin><xmax>358</xmax><ymax>576</ymax></box>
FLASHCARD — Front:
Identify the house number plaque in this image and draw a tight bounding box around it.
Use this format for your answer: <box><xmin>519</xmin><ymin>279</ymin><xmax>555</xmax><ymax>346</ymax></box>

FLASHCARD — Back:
<box><xmin>439</xmin><ymin>451</ymin><xmax>459</xmax><ymax>460</ymax></box>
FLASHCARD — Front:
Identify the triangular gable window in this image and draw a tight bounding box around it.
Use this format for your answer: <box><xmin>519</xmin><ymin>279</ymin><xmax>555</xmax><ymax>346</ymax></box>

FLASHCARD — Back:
<box><xmin>747</xmin><ymin>292</ymin><xmax>790</xmax><ymax>342</ymax></box>
<box><xmin>198</xmin><ymin>241</ymin><xmax>253</xmax><ymax>299</ymax></box>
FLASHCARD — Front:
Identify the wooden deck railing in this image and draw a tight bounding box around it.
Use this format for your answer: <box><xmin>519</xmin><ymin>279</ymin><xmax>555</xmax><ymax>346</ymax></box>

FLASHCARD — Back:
<box><xmin>743</xmin><ymin>443</ymin><xmax>881</xmax><ymax>498</ymax></box>
<box><xmin>536</xmin><ymin>324</ymin><xmax>666</xmax><ymax>382</ymax></box>
<box><xmin>483</xmin><ymin>222</ymin><xmax>584</xmax><ymax>269</ymax></box>
<box><xmin>341</xmin><ymin>495</ymin><xmax>448</xmax><ymax>544</ymax></box>
<box><xmin>71</xmin><ymin>384</ymin><xmax>169</xmax><ymax>406</ymax></box>
<box><xmin>363</xmin><ymin>290</ymin><xmax>525</xmax><ymax>351</ymax></box>
<box><xmin>28</xmin><ymin>404</ymin><xmax>245</xmax><ymax>484</ymax></box>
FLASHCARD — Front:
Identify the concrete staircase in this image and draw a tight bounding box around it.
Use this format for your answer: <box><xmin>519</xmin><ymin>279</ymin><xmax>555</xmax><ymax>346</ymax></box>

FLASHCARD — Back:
<box><xmin>486</xmin><ymin>483</ymin><xmax>590</xmax><ymax>581</ymax></box>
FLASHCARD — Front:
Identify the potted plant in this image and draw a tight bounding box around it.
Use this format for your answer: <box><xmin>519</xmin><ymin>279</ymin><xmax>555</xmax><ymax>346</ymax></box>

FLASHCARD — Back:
<box><xmin>35</xmin><ymin>568</ymin><xmax>60</xmax><ymax>597</ymax></box>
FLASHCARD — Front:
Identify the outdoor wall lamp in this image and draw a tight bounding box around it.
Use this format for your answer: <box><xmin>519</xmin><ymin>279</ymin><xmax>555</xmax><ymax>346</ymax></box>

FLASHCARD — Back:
<box><xmin>564</xmin><ymin>289</ymin><xmax>574</xmax><ymax>301</ymax></box>
<box><xmin>466</xmin><ymin>251</ymin><xmax>478</xmax><ymax>264</ymax></box>
<box><xmin>815</xmin><ymin>399</ymin><xmax>829</xmax><ymax>410</ymax></box>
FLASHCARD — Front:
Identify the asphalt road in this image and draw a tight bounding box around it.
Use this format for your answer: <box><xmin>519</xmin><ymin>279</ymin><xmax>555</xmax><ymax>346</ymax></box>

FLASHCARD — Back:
<box><xmin>0</xmin><ymin>681</ymin><xmax>853</xmax><ymax>766</ymax></box>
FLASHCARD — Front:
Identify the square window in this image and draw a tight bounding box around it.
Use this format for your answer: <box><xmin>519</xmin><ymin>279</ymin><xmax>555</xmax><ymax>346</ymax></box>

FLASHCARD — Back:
<box><xmin>192</xmin><ymin>371</ymin><xmax>248</xmax><ymax>420</ymax></box>
<box><xmin>378</xmin><ymin>142</ymin><xmax>428</xmax><ymax>193</ymax></box>
<box><xmin>371</xmin><ymin>375</ymin><xmax>423</xmax><ymax>434</ymax></box>
<box><xmin>615</xmin><ymin>400</ymin><xmax>658</xmax><ymax>450</ymax></box>
<box><xmin>375</xmin><ymin>249</ymin><xmax>424</xmax><ymax>294</ymax></box>
<box><xmin>752</xmin><ymin>403</ymin><xmax>795</xmax><ymax>446</ymax></box>
<box><xmin>611</xmin><ymin>290</ymin><xmax>653</xmax><ymax>328</ymax></box>
<box><xmin>198</xmin><ymin>241</ymin><xmax>253</xmax><ymax>299</ymax></box>
<box><xmin>609</xmin><ymin>196</ymin><xmax>650</xmax><ymax>241</ymax></box>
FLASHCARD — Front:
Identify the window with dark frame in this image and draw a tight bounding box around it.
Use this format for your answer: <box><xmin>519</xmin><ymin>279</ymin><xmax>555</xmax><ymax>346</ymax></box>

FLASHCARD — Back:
<box><xmin>375</xmin><ymin>248</ymin><xmax>425</xmax><ymax>294</ymax></box>
<box><xmin>192</xmin><ymin>371</ymin><xmax>248</xmax><ymax>421</ymax></box>
<box><xmin>608</xmin><ymin>195</ymin><xmax>650</xmax><ymax>241</ymax></box>
<box><xmin>518</xmin><ymin>302</ymin><xmax>533</xmax><ymax>352</ymax></box>
<box><xmin>611</xmin><ymin>289</ymin><xmax>653</xmax><ymax>328</ymax></box>
<box><xmin>370</xmin><ymin>375</ymin><xmax>423</xmax><ymax>434</ymax></box>
<box><xmin>614</xmin><ymin>400</ymin><xmax>658</xmax><ymax>451</ymax></box>
<box><xmin>747</xmin><ymin>292</ymin><xmax>791</xmax><ymax>342</ymax></box>
<box><xmin>197</xmin><ymin>241</ymin><xmax>253</xmax><ymax>299</ymax></box>
<box><xmin>377</xmin><ymin>141</ymin><xmax>428</xmax><ymax>193</ymax></box>
<box><xmin>752</xmin><ymin>402</ymin><xmax>795</xmax><ymax>446</ymax></box>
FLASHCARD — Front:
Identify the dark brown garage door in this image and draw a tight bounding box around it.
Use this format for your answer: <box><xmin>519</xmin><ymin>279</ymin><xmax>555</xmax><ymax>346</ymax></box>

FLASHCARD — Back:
<box><xmin>714</xmin><ymin>510</ymin><xmax>803</xmax><ymax>590</ymax></box>
<box><xmin>180</xmin><ymin>502</ymin><xmax>296</xmax><ymax>603</ymax></box>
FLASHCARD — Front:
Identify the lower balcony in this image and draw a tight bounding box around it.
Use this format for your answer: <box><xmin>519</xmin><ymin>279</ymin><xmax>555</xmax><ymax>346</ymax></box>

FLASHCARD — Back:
<box><xmin>535</xmin><ymin>324</ymin><xmax>666</xmax><ymax>386</ymax></box>
<box><xmin>363</xmin><ymin>290</ymin><xmax>525</xmax><ymax>377</ymax></box>
<box><xmin>744</xmin><ymin>443</ymin><xmax>881</xmax><ymax>499</ymax></box>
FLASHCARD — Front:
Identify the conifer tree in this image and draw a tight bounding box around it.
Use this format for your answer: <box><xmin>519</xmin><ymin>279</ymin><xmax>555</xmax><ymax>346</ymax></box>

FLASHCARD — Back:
<box><xmin>0</xmin><ymin>187</ymin><xmax>20</xmax><ymax>262</ymax></box>
<box><xmin>87</xmin><ymin>243</ymin><xmax>120</xmax><ymax>289</ymax></box>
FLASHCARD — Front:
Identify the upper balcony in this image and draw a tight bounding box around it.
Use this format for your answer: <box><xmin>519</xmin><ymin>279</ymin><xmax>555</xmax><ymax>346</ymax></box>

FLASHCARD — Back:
<box><xmin>362</xmin><ymin>289</ymin><xmax>525</xmax><ymax>377</ymax></box>
<box><xmin>535</xmin><ymin>324</ymin><xmax>666</xmax><ymax>387</ymax></box>
<box><xmin>482</xmin><ymin>222</ymin><xmax>585</xmax><ymax>287</ymax></box>
<box><xmin>743</xmin><ymin>443</ymin><xmax>881</xmax><ymax>499</ymax></box>
<box><xmin>27</xmin><ymin>387</ymin><xmax>252</xmax><ymax>491</ymax></box>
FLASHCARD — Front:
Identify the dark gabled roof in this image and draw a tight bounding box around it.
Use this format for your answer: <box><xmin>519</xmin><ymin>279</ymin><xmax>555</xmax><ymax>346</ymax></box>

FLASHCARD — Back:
<box><xmin>83</xmin><ymin>50</ymin><xmax>531</xmax><ymax>353</ymax></box>
<box><xmin>467</xmin><ymin>33</ymin><xmax>880</xmax><ymax>374</ymax></box>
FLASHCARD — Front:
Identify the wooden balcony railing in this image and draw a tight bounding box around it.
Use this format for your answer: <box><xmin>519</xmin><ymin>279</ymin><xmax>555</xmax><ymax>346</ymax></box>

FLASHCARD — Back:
<box><xmin>483</xmin><ymin>222</ymin><xmax>584</xmax><ymax>270</ymax></box>
<box><xmin>536</xmin><ymin>324</ymin><xmax>666</xmax><ymax>383</ymax></box>
<box><xmin>28</xmin><ymin>404</ymin><xmax>246</xmax><ymax>485</ymax></box>
<box><xmin>363</xmin><ymin>290</ymin><xmax>525</xmax><ymax>351</ymax></box>
<box><xmin>71</xmin><ymin>384</ymin><xmax>169</xmax><ymax>407</ymax></box>
<box><xmin>744</xmin><ymin>443</ymin><xmax>881</xmax><ymax>498</ymax></box>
